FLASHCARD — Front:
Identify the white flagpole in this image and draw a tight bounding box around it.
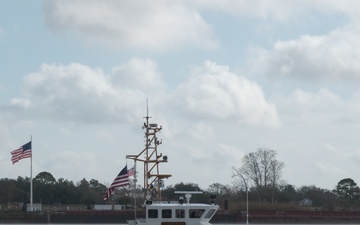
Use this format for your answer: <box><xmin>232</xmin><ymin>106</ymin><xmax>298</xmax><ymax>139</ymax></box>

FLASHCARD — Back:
<box><xmin>30</xmin><ymin>135</ymin><xmax>33</xmax><ymax>211</ymax></box>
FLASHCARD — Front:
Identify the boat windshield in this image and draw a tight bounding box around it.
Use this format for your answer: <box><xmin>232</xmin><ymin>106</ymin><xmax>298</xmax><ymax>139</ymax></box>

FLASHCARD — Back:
<box><xmin>204</xmin><ymin>209</ymin><xmax>217</xmax><ymax>218</ymax></box>
<box><xmin>189</xmin><ymin>209</ymin><xmax>205</xmax><ymax>218</ymax></box>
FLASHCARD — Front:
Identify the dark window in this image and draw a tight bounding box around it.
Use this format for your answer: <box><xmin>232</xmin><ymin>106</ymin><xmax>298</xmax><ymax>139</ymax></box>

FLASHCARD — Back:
<box><xmin>189</xmin><ymin>209</ymin><xmax>205</xmax><ymax>218</ymax></box>
<box><xmin>176</xmin><ymin>209</ymin><xmax>185</xmax><ymax>218</ymax></box>
<box><xmin>148</xmin><ymin>209</ymin><xmax>158</xmax><ymax>218</ymax></box>
<box><xmin>162</xmin><ymin>209</ymin><xmax>172</xmax><ymax>218</ymax></box>
<box><xmin>204</xmin><ymin>209</ymin><xmax>216</xmax><ymax>218</ymax></box>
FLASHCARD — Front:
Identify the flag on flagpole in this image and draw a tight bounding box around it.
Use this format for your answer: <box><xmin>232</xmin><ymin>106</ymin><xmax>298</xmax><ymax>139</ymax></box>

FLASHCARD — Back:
<box><xmin>11</xmin><ymin>141</ymin><xmax>32</xmax><ymax>164</ymax></box>
<box><xmin>103</xmin><ymin>165</ymin><xmax>129</xmax><ymax>201</ymax></box>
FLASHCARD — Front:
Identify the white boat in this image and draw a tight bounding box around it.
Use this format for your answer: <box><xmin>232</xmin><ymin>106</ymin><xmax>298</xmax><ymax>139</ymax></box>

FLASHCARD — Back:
<box><xmin>128</xmin><ymin>191</ymin><xmax>219</xmax><ymax>225</ymax></box>
<box><xmin>126</xmin><ymin>109</ymin><xmax>219</xmax><ymax>225</ymax></box>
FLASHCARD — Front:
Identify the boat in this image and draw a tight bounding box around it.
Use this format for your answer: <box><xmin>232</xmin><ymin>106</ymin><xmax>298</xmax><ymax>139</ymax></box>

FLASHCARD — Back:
<box><xmin>126</xmin><ymin>109</ymin><xmax>219</xmax><ymax>225</ymax></box>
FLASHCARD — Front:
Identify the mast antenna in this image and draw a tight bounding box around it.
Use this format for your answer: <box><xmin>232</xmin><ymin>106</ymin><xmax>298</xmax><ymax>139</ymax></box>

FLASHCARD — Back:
<box><xmin>127</xmin><ymin>99</ymin><xmax>171</xmax><ymax>201</ymax></box>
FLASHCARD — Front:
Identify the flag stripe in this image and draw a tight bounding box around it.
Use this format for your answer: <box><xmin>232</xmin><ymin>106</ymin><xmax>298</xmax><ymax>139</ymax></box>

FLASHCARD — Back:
<box><xmin>103</xmin><ymin>165</ymin><xmax>129</xmax><ymax>201</ymax></box>
<box><xmin>11</xmin><ymin>141</ymin><xmax>32</xmax><ymax>164</ymax></box>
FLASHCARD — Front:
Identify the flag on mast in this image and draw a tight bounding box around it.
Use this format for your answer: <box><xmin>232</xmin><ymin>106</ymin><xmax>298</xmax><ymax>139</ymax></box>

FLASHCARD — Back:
<box><xmin>11</xmin><ymin>141</ymin><xmax>32</xmax><ymax>164</ymax></box>
<box><xmin>103</xmin><ymin>165</ymin><xmax>129</xmax><ymax>201</ymax></box>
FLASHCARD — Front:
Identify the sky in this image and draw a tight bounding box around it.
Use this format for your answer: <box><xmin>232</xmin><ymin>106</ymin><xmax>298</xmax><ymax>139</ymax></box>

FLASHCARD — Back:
<box><xmin>1</xmin><ymin>0</ymin><xmax>360</xmax><ymax>192</ymax></box>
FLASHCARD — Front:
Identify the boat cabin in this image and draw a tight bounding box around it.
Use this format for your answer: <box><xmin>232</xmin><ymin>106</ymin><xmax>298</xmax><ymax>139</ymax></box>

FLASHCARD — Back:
<box><xmin>131</xmin><ymin>192</ymin><xmax>219</xmax><ymax>225</ymax></box>
<box><xmin>132</xmin><ymin>201</ymin><xmax>218</xmax><ymax>225</ymax></box>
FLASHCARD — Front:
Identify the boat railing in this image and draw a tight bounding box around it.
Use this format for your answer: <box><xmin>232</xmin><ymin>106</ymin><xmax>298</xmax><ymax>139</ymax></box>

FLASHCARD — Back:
<box><xmin>150</xmin><ymin>201</ymin><xmax>179</xmax><ymax>204</ymax></box>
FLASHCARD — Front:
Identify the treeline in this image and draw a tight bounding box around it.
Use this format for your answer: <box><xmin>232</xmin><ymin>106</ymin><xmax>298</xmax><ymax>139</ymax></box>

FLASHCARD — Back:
<box><xmin>1</xmin><ymin>148</ymin><xmax>359</xmax><ymax>211</ymax></box>
<box><xmin>1</xmin><ymin>171</ymin><xmax>360</xmax><ymax>211</ymax></box>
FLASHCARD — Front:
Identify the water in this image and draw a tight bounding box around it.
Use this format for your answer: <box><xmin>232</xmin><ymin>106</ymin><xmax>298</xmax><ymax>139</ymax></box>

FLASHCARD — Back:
<box><xmin>11</xmin><ymin>224</ymin><xmax>360</xmax><ymax>225</ymax></box>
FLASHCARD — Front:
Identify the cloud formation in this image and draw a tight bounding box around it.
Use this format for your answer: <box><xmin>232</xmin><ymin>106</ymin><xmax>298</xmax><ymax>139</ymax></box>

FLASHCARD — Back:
<box><xmin>19</xmin><ymin>59</ymin><xmax>279</xmax><ymax>129</ymax></box>
<box><xmin>43</xmin><ymin>0</ymin><xmax>216</xmax><ymax>50</ymax></box>
<box><xmin>176</xmin><ymin>61</ymin><xmax>280</xmax><ymax>128</ymax></box>
<box><xmin>23</xmin><ymin>63</ymin><xmax>145</xmax><ymax>123</ymax></box>
<box><xmin>264</xmin><ymin>25</ymin><xmax>360</xmax><ymax>82</ymax></box>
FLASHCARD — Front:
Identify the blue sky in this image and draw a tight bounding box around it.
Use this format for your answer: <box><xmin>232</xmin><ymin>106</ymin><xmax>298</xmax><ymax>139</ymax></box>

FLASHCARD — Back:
<box><xmin>2</xmin><ymin>0</ymin><xmax>360</xmax><ymax>192</ymax></box>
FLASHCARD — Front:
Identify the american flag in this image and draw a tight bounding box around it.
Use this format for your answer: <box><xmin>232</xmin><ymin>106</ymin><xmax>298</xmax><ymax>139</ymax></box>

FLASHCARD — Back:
<box><xmin>11</xmin><ymin>141</ymin><xmax>32</xmax><ymax>164</ymax></box>
<box><xmin>103</xmin><ymin>165</ymin><xmax>129</xmax><ymax>201</ymax></box>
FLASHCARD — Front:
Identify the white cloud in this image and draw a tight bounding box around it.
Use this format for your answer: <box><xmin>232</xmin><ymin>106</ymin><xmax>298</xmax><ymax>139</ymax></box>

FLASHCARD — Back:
<box><xmin>176</xmin><ymin>61</ymin><xmax>280</xmax><ymax>128</ymax></box>
<box><xmin>111</xmin><ymin>58</ymin><xmax>166</xmax><ymax>91</ymax></box>
<box><xmin>23</xmin><ymin>63</ymin><xmax>145</xmax><ymax>123</ymax></box>
<box><xmin>12</xmin><ymin>59</ymin><xmax>281</xmax><ymax>130</ymax></box>
<box><xmin>190</xmin><ymin>0</ymin><xmax>303</xmax><ymax>21</ymax></box>
<box><xmin>253</xmin><ymin>23</ymin><xmax>360</xmax><ymax>82</ymax></box>
<box><xmin>191</xmin><ymin>0</ymin><xmax>360</xmax><ymax>22</ymax></box>
<box><xmin>43</xmin><ymin>0</ymin><xmax>217</xmax><ymax>50</ymax></box>
<box><xmin>10</xmin><ymin>98</ymin><xmax>31</xmax><ymax>108</ymax></box>
<box><xmin>282</xmin><ymin>88</ymin><xmax>342</xmax><ymax>110</ymax></box>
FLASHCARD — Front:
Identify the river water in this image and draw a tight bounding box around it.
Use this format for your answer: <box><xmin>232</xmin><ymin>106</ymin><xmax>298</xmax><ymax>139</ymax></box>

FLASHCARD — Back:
<box><xmin>12</xmin><ymin>224</ymin><xmax>360</xmax><ymax>225</ymax></box>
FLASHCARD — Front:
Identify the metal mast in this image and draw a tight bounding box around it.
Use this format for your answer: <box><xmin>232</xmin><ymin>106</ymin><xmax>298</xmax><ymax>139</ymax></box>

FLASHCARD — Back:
<box><xmin>126</xmin><ymin>103</ymin><xmax>171</xmax><ymax>201</ymax></box>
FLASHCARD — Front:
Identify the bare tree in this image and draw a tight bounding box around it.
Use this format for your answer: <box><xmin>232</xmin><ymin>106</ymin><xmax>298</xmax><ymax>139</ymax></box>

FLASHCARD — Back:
<box><xmin>233</xmin><ymin>148</ymin><xmax>284</xmax><ymax>203</ymax></box>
